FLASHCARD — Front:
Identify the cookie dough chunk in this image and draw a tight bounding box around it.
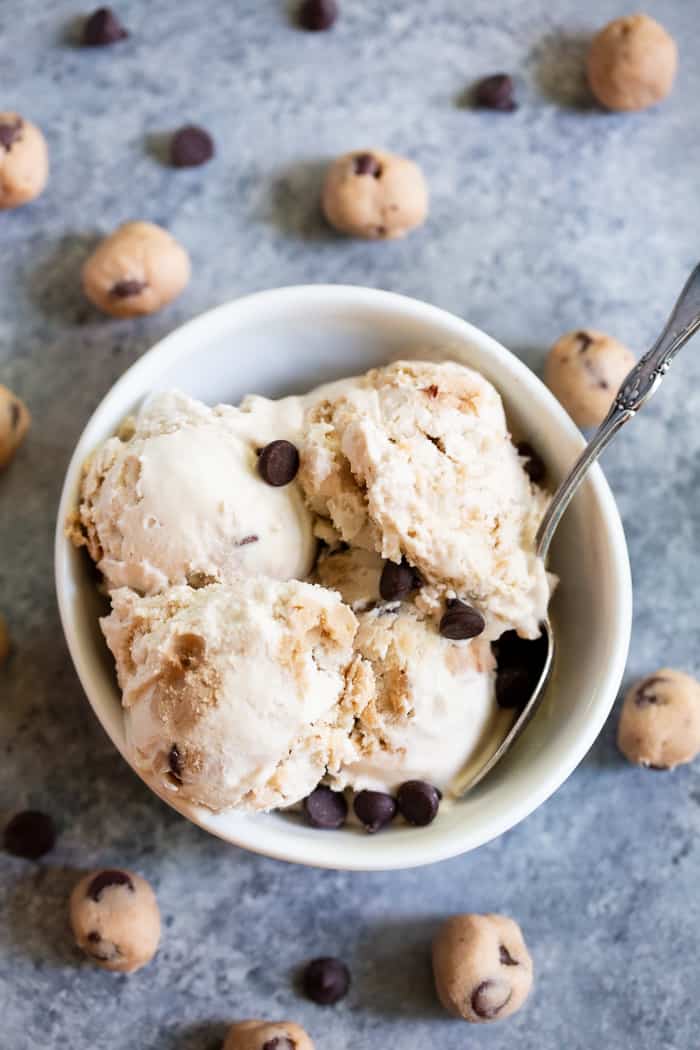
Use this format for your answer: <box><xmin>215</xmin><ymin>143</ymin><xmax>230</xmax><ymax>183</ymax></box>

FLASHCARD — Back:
<box><xmin>70</xmin><ymin>868</ymin><xmax>161</xmax><ymax>973</ymax></box>
<box><xmin>82</xmin><ymin>221</ymin><xmax>190</xmax><ymax>318</ymax></box>
<box><xmin>544</xmin><ymin>329</ymin><xmax>635</xmax><ymax>428</ymax></box>
<box><xmin>587</xmin><ymin>15</ymin><xmax>678</xmax><ymax>112</ymax></box>
<box><xmin>617</xmin><ymin>669</ymin><xmax>700</xmax><ymax>769</ymax></box>
<box><xmin>0</xmin><ymin>385</ymin><xmax>31</xmax><ymax>469</ymax></box>
<box><xmin>224</xmin><ymin>1020</ymin><xmax>314</xmax><ymax>1050</ymax></box>
<box><xmin>0</xmin><ymin>113</ymin><xmax>48</xmax><ymax>209</ymax></box>
<box><xmin>433</xmin><ymin>913</ymin><xmax>533</xmax><ymax>1023</ymax></box>
<box><xmin>322</xmin><ymin>149</ymin><xmax>428</xmax><ymax>239</ymax></box>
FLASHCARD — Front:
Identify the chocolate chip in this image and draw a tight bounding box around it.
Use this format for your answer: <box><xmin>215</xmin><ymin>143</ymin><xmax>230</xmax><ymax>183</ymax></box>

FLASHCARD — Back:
<box><xmin>495</xmin><ymin>666</ymin><xmax>533</xmax><ymax>710</ymax></box>
<box><xmin>302</xmin><ymin>956</ymin><xmax>351</xmax><ymax>1005</ymax></box>
<box><xmin>170</xmin><ymin>125</ymin><xmax>214</xmax><ymax>168</ymax></box>
<box><xmin>82</xmin><ymin>7</ymin><xmax>128</xmax><ymax>46</ymax></box>
<box><xmin>439</xmin><ymin>599</ymin><xmax>485</xmax><ymax>640</ymax></box>
<box><xmin>423</xmin><ymin>383</ymin><xmax>439</xmax><ymax>398</ymax></box>
<box><xmin>634</xmin><ymin>676</ymin><xmax>668</xmax><ymax>707</ymax></box>
<box><xmin>499</xmin><ymin>944</ymin><xmax>518</xmax><ymax>966</ymax></box>
<box><xmin>353</xmin><ymin>790</ymin><xmax>397</xmax><ymax>833</ymax></box>
<box><xmin>87</xmin><ymin>869</ymin><xmax>134</xmax><ymax>902</ymax></box>
<box><xmin>396</xmin><ymin>780</ymin><xmax>440</xmax><ymax>826</ymax></box>
<box><xmin>258</xmin><ymin>440</ymin><xmax>300</xmax><ymax>486</ymax></box>
<box><xmin>0</xmin><ymin>118</ymin><xmax>22</xmax><ymax>151</ymax></box>
<box><xmin>575</xmin><ymin>331</ymin><xmax>594</xmax><ymax>352</ymax></box>
<box><xmin>516</xmin><ymin>441</ymin><xmax>546</xmax><ymax>484</ymax></box>
<box><xmin>237</xmin><ymin>534</ymin><xmax>259</xmax><ymax>546</ymax></box>
<box><xmin>87</xmin><ymin>930</ymin><xmax>101</xmax><ymax>943</ymax></box>
<box><xmin>647</xmin><ymin>764</ymin><xmax>670</xmax><ymax>771</ymax></box>
<box><xmin>3</xmin><ymin>810</ymin><xmax>56</xmax><ymax>859</ymax></box>
<box><xmin>471</xmin><ymin>978</ymin><xmax>512</xmax><ymax>1019</ymax></box>
<box><xmin>168</xmin><ymin>744</ymin><xmax>183</xmax><ymax>781</ymax></box>
<box><xmin>110</xmin><ymin>279</ymin><xmax>146</xmax><ymax>298</ymax></box>
<box><xmin>263</xmin><ymin>1040</ymin><xmax>295</xmax><ymax>1050</ymax></box>
<box><xmin>303</xmin><ymin>786</ymin><xmax>348</xmax><ymax>829</ymax></box>
<box><xmin>298</xmin><ymin>0</ymin><xmax>338</xmax><ymax>31</ymax></box>
<box><xmin>379</xmin><ymin>557</ymin><xmax>422</xmax><ymax>602</ymax></box>
<box><xmin>474</xmin><ymin>74</ymin><xmax>516</xmax><ymax>111</ymax></box>
<box><xmin>10</xmin><ymin>401</ymin><xmax>21</xmax><ymax>430</ymax></box>
<box><xmin>353</xmin><ymin>153</ymin><xmax>381</xmax><ymax>177</ymax></box>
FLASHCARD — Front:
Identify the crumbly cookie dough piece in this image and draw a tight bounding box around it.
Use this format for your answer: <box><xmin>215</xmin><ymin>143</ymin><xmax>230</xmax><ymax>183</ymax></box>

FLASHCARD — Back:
<box><xmin>70</xmin><ymin>868</ymin><xmax>161</xmax><ymax>973</ymax></box>
<box><xmin>544</xmin><ymin>329</ymin><xmax>635</xmax><ymax>428</ymax></box>
<box><xmin>0</xmin><ymin>113</ymin><xmax>48</xmax><ymax>209</ymax></box>
<box><xmin>587</xmin><ymin>14</ymin><xmax>677</xmax><ymax>112</ymax></box>
<box><xmin>0</xmin><ymin>385</ymin><xmax>31</xmax><ymax>469</ymax></box>
<box><xmin>433</xmin><ymin>913</ymin><xmax>533</xmax><ymax>1023</ymax></box>
<box><xmin>82</xmin><ymin>221</ymin><xmax>190</xmax><ymax>317</ymax></box>
<box><xmin>322</xmin><ymin>149</ymin><xmax>428</xmax><ymax>239</ymax></box>
<box><xmin>617</xmin><ymin>669</ymin><xmax>700</xmax><ymax>769</ymax></box>
<box><xmin>224</xmin><ymin>1020</ymin><xmax>314</xmax><ymax>1050</ymax></box>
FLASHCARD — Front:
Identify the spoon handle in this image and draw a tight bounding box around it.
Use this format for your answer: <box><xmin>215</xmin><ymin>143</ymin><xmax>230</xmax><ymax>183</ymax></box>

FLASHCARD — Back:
<box><xmin>536</xmin><ymin>262</ymin><xmax>700</xmax><ymax>560</ymax></box>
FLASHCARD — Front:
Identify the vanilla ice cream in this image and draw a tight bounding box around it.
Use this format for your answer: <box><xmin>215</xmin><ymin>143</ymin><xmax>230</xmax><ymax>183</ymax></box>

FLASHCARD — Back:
<box><xmin>70</xmin><ymin>390</ymin><xmax>315</xmax><ymax>593</ymax></box>
<box><xmin>101</xmin><ymin>577</ymin><xmax>365</xmax><ymax>812</ymax></box>
<box><xmin>299</xmin><ymin>360</ymin><xmax>551</xmax><ymax>639</ymax></box>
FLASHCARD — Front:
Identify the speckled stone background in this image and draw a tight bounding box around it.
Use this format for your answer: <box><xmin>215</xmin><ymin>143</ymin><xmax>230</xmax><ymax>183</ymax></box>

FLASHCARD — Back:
<box><xmin>2</xmin><ymin>2</ymin><xmax>700</xmax><ymax>1047</ymax></box>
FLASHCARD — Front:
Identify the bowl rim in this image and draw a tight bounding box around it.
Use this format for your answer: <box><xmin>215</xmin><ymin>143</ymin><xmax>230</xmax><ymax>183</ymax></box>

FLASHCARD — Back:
<box><xmin>55</xmin><ymin>283</ymin><xmax>632</xmax><ymax>871</ymax></box>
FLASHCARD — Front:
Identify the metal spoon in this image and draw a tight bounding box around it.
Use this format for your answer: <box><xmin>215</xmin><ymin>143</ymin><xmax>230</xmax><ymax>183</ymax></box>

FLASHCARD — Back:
<box><xmin>455</xmin><ymin>262</ymin><xmax>700</xmax><ymax>797</ymax></box>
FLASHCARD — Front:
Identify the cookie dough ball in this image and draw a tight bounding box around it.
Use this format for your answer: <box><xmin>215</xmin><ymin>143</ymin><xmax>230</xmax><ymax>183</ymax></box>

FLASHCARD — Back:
<box><xmin>322</xmin><ymin>149</ymin><xmax>428</xmax><ymax>239</ymax></box>
<box><xmin>0</xmin><ymin>385</ymin><xmax>31</xmax><ymax>469</ymax></box>
<box><xmin>544</xmin><ymin>329</ymin><xmax>635</xmax><ymax>428</ymax></box>
<box><xmin>0</xmin><ymin>614</ymin><xmax>9</xmax><ymax>667</ymax></box>
<box><xmin>0</xmin><ymin>113</ymin><xmax>48</xmax><ymax>209</ymax></box>
<box><xmin>433</xmin><ymin>913</ymin><xmax>533</xmax><ymax>1023</ymax></box>
<box><xmin>224</xmin><ymin>1020</ymin><xmax>314</xmax><ymax>1050</ymax></box>
<box><xmin>617</xmin><ymin>669</ymin><xmax>700</xmax><ymax>769</ymax></box>
<box><xmin>69</xmin><ymin>868</ymin><xmax>161</xmax><ymax>973</ymax></box>
<box><xmin>82</xmin><ymin>221</ymin><xmax>190</xmax><ymax>318</ymax></box>
<box><xmin>587</xmin><ymin>15</ymin><xmax>678</xmax><ymax>112</ymax></box>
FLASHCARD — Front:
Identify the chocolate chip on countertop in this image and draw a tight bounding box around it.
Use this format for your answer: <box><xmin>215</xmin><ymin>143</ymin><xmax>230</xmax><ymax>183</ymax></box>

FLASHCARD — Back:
<box><xmin>82</xmin><ymin>7</ymin><xmax>128</xmax><ymax>46</ymax></box>
<box><xmin>303</xmin><ymin>786</ymin><xmax>348</xmax><ymax>829</ymax></box>
<box><xmin>353</xmin><ymin>152</ymin><xmax>382</xmax><ymax>177</ymax></box>
<box><xmin>499</xmin><ymin>944</ymin><xmax>519</xmax><ymax>966</ymax></box>
<box><xmin>87</xmin><ymin>869</ymin><xmax>134</xmax><ymax>902</ymax></box>
<box><xmin>472</xmin><ymin>978</ymin><xmax>512</xmax><ymax>1018</ymax></box>
<box><xmin>379</xmin><ymin>557</ymin><xmax>422</xmax><ymax>602</ymax></box>
<box><xmin>298</xmin><ymin>0</ymin><xmax>338</xmax><ymax>31</ymax></box>
<box><xmin>0</xmin><ymin>118</ymin><xmax>23</xmax><ymax>151</ymax></box>
<box><xmin>170</xmin><ymin>125</ymin><xmax>214</xmax><ymax>168</ymax></box>
<box><xmin>439</xmin><ymin>599</ymin><xmax>485</xmax><ymax>640</ymax></box>
<box><xmin>263</xmin><ymin>1039</ymin><xmax>295</xmax><ymax>1050</ymax></box>
<box><xmin>474</xmin><ymin>74</ymin><xmax>516</xmax><ymax>111</ymax></box>
<box><xmin>397</xmin><ymin>780</ymin><xmax>440</xmax><ymax>826</ymax></box>
<box><xmin>257</xmin><ymin>439</ymin><xmax>300</xmax><ymax>486</ymax></box>
<box><xmin>3</xmin><ymin>810</ymin><xmax>56</xmax><ymax>859</ymax></box>
<box><xmin>110</xmin><ymin>279</ymin><xmax>146</xmax><ymax>298</ymax></box>
<box><xmin>353</xmin><ymin>790</ymin><xmax>397</xmax><ymax>833</ymax></box>
<box><xmin>302</xmin><ymin>956</ymin><xmax>351</xmax><ymax>1005</ymax></box>
<box><xmin>516</xmin><ymin>441</ymin><xmax>546</xmax><ymax>483</ymax></box>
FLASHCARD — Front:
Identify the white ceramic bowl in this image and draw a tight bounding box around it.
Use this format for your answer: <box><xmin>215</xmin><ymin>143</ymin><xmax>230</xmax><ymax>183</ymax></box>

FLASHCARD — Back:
<box><xmin>55</xmin><ymin>285</ymin><xmax>632</xmax><ymax>871</ymax></box>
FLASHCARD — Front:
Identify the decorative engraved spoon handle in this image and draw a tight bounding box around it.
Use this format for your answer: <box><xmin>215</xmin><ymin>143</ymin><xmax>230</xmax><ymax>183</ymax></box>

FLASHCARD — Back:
<box><xmin>536</xmin><ymin>263</ymin><xmax>700</xmax><ymax>561</ymax></box>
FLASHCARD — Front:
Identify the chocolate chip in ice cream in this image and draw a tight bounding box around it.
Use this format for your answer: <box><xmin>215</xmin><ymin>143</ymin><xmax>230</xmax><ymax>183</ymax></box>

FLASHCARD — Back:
<box><xmin>353</xmin><ymin>152</ymin><xmax>382</xmax><ymax>177</ymax></box>
<box><xmin>473</xmin><ymin>74</ymin><xmax>517</xmax><ymax>111</ymax></box>
<box><xmin>353</xmin><ymin>790</ymin><xmax>397</xmax><ymax>833</ymax></box>
<box><xmin>87</xmin><ymin>869</ymin><xmax>134</xmax><ymax>902</ymax></box>
<box><xmin>168</xmin><ymin>743</ymin><xmax>183</xmax><ymax>783</ymax></box>
<box><xmin>298</xmin><ymin>0</ymin><xmax>338</xmax><ymax>31</ymax></box>
<box><xmin>258</xmin><ymin>440</ymin><xmax>300</xmax><ymax>486</ymax></box>
<box><xmin>3</xmin><ymin>810</ymin><xmax>56</xmax><ymax>859</ymax></box>
<box><xmin>82</xmin><ymin>7</ymin><xmax>128</xmax><ymax>46</ymax></box>
<box><xmin>397</xmin><ymin>780</ymin><xmax>440</xmax><ymax>826</ymax></box>
<box><xmin>516</xmin><ymin>441</ymin><xmax>546</xmax><ymax>483</ymax></box>
<box><xmin>302</xmin><ymin>956</ymin><xmax>350</xmax><ymax>1004</ymax></box>
<box><xmin>303</xmin><ymin>785</ymin><xmax>347</xmax><ymax>829</ymax></box>
<box><xmin>439</xmin><ymin>599</ymin><xmax>485</xmax><ymax>640</ymax></box>
<box><xmin>379</xmin><ymin>557</ymin><xmax>422</xmax><ymax>602</ymax></box>
<box><xmin>170</xmin><ymin>125</ymin><xmax>214</xmax><ymax>168</ymax></box>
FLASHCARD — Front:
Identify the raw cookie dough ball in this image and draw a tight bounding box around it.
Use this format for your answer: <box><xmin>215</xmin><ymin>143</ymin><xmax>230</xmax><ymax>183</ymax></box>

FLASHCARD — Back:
<box><xmin>224</xmin><ymin>1020</ymin><xmax>314</xmax><ymax>1050</ymax></box>
<box><xmin>433</xmin><ymin>913</ymin><xmax>533</xmax><ymax>1023</ymax></box>
<box><xmin>322</xmin><ymin>149</ymin><xmax>428</xmax><ymax>239</ymax></box>
<box><xmin>617</xmin><ymin>669</ymin><xmax>700</xmax><ymax>769</ymax></box>
<box><xmin>0</xmin><ymin>385</ymin><xmax>31</xmax><ymax>469</ymax></box>
<box><xmin>587</xmin><ymin>15</ymin><xmax>678</xmax><ymax>112</ymax></box>
<box><xmin>82</xmin><ymin>221</ymin><xmax>190</xmax><ymax>318</ymax></box>
<box><xmin>544</xmin><ymin>329</ymin><xmax>635</xmax><ymax>428</ymax></box>
<box><xmin>0</xmin><ymin>113</ymin><xmax>48</xmax><ymax>209</ymax></box>
<box><xmin>70</xmin><ymin>868</ymin><xmax>161</xmax><ymax>973</ymax></box>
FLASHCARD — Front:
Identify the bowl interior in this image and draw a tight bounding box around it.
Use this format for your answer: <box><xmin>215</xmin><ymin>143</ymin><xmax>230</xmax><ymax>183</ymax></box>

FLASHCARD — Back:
<box><xmin>56</xmin><ymin>286</ymin><xmax>632</xmax><ymax>870</ymax></box>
